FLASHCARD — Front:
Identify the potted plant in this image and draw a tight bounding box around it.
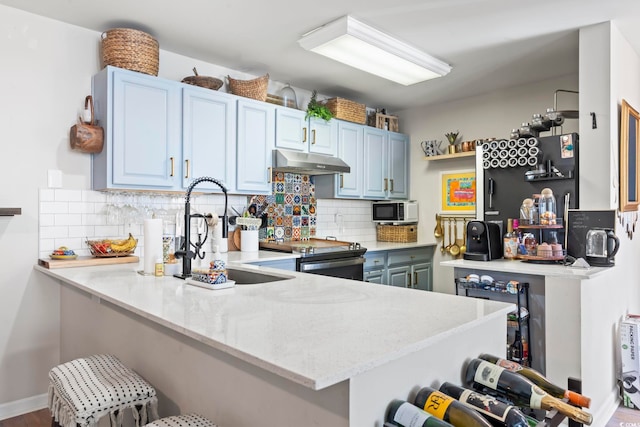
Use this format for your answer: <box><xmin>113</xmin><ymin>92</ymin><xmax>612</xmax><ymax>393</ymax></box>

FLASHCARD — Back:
<box><xmin>305</xmin><ymin>90</ymin><xmax>333</xmax><ymax>122</ymax></box>
<box><xmin>445</xmin><ymin>131</ymin><xmax>460</xmax><ymax>154</ymax></box>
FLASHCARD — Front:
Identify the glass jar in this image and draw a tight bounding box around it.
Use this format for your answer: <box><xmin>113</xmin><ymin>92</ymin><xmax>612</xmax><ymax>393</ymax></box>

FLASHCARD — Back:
<box><xmin>278</xmin><ymin>84</ymin><xmax>298</xmax><ymax>109</ymax></box>
<box><xmin>539</xmin><ymin>188</ymin><xmax>557</xmax><ymax>225</ymax></box>
<box><xmin>518</xmin><ymin>122</ymin><xmax>535</xmax><ymax>138</ymax></box>
<box><xmin>519</xmin><ymin>198</ymin><xmax>536</xmax><ymax>225</ymax></box>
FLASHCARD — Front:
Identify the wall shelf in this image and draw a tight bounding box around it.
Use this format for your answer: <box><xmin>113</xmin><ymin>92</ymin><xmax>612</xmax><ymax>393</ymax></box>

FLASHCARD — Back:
<box><xmin>0</xmin><ymin>208</ymin><xmax>21</xmax><ymax>216</ymax></box>
<box><xmin>424</xmin><ymin>151</ymin><xmax>476</xmax><ymax>161</ymax></box>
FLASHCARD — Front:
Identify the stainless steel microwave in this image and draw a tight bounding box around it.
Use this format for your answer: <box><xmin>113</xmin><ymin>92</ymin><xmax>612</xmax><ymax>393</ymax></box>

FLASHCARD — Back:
<box><xmin>372</xmin><ymin>201</ymin><xmax>418</xmax><ymax>223</ymax></box>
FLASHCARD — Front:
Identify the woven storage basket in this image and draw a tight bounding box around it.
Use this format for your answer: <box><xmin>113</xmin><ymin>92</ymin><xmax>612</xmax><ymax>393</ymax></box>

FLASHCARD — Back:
<box><xmin>101</xmin><ymin>28</ymin><xmax>159</xmax><ymax>76</ymax></box>
<box><xmin>325</xmin><ymin>97</ymin><xmax>366</xmax><ymax>124</ymax></box>
<box><xmin>227</xmin><ymin>74</ymin><xmax>269</xmax><ymax>101</ymax></box>
<box><xmin>376</xmin><ymin>224</ymin><xmax>417</xmax><ymax>243</ymax></box>
<box><xmin>182</xmin><ymin>76</ymin><xmax>224</xmax><ymax>90</ymax></box>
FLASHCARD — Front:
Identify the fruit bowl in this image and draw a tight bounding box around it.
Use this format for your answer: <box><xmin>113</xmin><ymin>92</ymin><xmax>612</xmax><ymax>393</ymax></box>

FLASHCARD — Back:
<box><xmin>86</xmin><ymin>233</ymin><xmax>137</xmax><ymax>257</ymax></box>
<box><xmin>50</xmin><ymin>246</ymin><xmax>77</xmax><ymax>260</ymax></box>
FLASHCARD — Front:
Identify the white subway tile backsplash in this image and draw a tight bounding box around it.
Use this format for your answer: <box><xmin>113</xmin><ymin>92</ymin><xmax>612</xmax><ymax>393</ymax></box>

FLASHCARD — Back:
<box><xmin>40</xmin><ymin>214</ymin><xmax>55</xmax><ymax>227</ymax></box>
<box><xmin>82</xmin><ymin>213</ymin><xmax>106</xmax><ymax>226</ymax></box>
<box><xmin>55</xmin><ymin>189</ymin><xmax>82</xmax><ymax>202</ymax></box>
<box><xmin>41</xmin><ymin>226</ymin><xmax>69</xmax><ymax>239</ymax></box>
<box><xmin>94</xmin><ymin>225</ymin><xmax>121</xmax><ymax>237</ymax></box>
<box><xmin>40</xmin><ymin>189</ymin><xmax>55</xmax><ymax>202</ymax></box>
<box><xmin>68</xmin><ymin>225</ymin><xmax>95</xmax><ymax>238</ymax></box>
<box><xmin>82</xmin><ymin>190</ymin><xmax>107</xmax><ymax>203</ymax></box>
<box><xmin>54</xmin><ymin>214</ymin><xmax>82</xmax><ymax>226</ymax></box>
<box><xmin>40</xmin><ymin>201</ymin><xmax>69</xmax><ymax>214</ymax></box>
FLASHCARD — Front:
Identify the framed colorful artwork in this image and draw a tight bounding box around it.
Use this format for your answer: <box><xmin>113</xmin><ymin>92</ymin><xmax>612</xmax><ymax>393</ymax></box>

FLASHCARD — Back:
<box><xmin>440</xmin><ymin>170</ymin><xmax>476</xmax><ymax>213</ymax></box>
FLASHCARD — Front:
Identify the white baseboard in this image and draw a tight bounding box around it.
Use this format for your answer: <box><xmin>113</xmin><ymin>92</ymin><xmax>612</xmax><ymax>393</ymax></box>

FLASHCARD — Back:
<box><xmin>0</xmin><ymin>393</ymin><xmax>48</xmax><ymax>421</ymax></box>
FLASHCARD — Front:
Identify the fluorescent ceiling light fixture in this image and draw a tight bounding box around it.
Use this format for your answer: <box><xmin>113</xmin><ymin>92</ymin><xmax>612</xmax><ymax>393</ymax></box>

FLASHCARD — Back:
<box><xmin>298</xmin><ymin>15</ymin><xmax>451</xmax><ymax>86</ymax></box>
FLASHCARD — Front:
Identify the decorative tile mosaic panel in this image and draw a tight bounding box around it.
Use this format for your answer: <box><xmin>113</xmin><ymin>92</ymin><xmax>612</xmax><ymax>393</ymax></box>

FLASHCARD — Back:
<box><xmin>257</xmin><ymin>172</ymin><xmax>316</xmax><ymax>241</ymax></box>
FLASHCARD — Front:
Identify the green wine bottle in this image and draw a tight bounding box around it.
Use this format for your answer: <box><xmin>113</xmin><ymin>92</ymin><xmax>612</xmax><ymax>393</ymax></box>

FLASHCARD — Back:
<box><xmin>478</xmin><ymin>353</ymin><xmax>591</xmax><ymax>408</ymax></box>
<box><xmin>464</xmin><ymin>358</ymin><xmax>592</xmax><ymax>425</ymax></box>
<box><xmin>439</xmin><ymin>382</ymin><xmax>528</xmax><ymax>427</ymax></box>
<box><xmin>414</xmin><ymin>386</ymin><xmax>493</xmax><ymax>427</ymax></box>
<box><xmin>386</xmin><ymin>399</ymin><xmax>454</xmax><ymax>427</ymax></box>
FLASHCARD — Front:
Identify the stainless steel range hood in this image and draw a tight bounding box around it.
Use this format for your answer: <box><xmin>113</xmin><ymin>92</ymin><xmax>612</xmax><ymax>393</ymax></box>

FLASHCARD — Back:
<box><xmin>273</xmin><ymin>149</ymin><xmax>350</xmax><ymax>175</ymax></box>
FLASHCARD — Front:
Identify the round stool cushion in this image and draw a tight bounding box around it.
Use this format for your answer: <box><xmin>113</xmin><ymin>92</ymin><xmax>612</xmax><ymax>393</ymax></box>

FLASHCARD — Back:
<box><xmin>48</xmin><ymin>354</ymin><xmax>158</xmax><ymax>427</ymax></box>
<box><xmin>143</xmin><ymin>414</ymin><xmax>217</xmax><ymax>427</ymax></box>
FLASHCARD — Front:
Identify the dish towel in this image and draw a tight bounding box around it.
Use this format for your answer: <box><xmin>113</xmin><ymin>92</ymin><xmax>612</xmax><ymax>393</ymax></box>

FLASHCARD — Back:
<box><xmin>48</xmin><ymin>354</ymin><xmax>159</xmax><ymax>427</ymax></box>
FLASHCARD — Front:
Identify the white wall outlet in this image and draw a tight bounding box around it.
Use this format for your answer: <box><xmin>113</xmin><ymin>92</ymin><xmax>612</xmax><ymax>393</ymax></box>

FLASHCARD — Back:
<box><xmin>47</xmin><ymin>169</ymin><xmax>62</xmax><ymax>188</ymax></box>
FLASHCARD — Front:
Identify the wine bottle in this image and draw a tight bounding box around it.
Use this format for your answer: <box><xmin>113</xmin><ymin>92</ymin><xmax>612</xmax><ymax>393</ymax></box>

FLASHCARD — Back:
<box><xmin>439</xmin><ymin>382</ymin><xmax>528</xmax><ymax>427</ymax></box>
<box><xmin>509</xmin><ymin>331</ymin><xmax>523</xmax><ymax>362</ymax></box>
<box><xmin>464</xmin><ymin>358</ymin><xmax>592</xmax><ymax>425</ymax></box>
<box><xmin>386</xmin><ymin>399</ymin><xmax>454</xmax><ymax>427</ymax></box>
<box><xmin>414</xmin><ymin>386</ymin><xmax>493</xmax><ymax>427</ymax></box>
<box><xmin>478</xmin><ymin>353</ymin><xmax>591</xmax><ymax>408</ymax></box>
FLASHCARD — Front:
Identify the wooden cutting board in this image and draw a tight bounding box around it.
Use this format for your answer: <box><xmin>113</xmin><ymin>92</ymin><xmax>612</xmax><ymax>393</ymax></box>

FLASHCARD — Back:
<box><xmin>38</xmin><ymin>255</ymin><xmax>140</xmax><ymax>269</ymax></box>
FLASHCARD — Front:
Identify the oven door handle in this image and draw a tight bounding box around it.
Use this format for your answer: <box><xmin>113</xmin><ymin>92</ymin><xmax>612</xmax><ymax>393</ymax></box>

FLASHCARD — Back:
<box><xmin>299</xmin><ymin>257</ymin><xmax>365</xmax><ymax>272</ymax></box>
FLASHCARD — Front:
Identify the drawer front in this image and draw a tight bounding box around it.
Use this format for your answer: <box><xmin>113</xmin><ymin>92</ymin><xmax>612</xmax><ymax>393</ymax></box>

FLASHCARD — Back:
<box><xmin>364</xmin><ymin>252</ymin><xmax>386</xmax><ymax>270</ymax></box>
<box><xmin>387</xmin><ymin>248</ymin><xmax>430</xmax><ymax>266</ymax></box>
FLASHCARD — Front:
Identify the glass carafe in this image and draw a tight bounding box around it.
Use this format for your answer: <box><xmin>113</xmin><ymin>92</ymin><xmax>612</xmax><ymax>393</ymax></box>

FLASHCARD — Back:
<box><xmin>539</xmin><ymin>188</ymin><xmax>557</xmax><ymax>225</ymax></box>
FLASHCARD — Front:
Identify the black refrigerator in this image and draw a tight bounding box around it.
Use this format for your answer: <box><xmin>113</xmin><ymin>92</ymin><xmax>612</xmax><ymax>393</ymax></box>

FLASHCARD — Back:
<box><xmin>479</xmin><ymin>133</ymin><xmax>579</xmax><ymax>245</ymax></box>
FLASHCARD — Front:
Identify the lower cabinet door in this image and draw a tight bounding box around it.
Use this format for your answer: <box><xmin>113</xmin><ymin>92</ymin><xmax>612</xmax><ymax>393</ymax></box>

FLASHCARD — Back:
<box><xmin>387</xmin><ymin>265</ymin><xmax>411</xmax><ymax>288</ymax></box>
<box><xmin>412</xmin><ymin>262</ymin><xmax>432</xmax><ymax>291</ymax></box>
<box><xmin>364</xmin><ymin>269</ymin><xmax>385</xmax><ymax>284</ymax></box>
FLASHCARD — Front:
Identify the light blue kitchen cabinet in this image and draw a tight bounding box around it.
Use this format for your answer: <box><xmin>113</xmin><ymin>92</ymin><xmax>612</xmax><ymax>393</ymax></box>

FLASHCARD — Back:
<box><xmin>335</xmin><ymin>121</ymin><xmax>363</xmax><ymax>197</ymax></box>
<box><xmin>182</xmin><ymin>86</ymin><xmax>236</xmax><ymax>192</ymax></box>
<box><xmin>236</xmin><ymin>98</ymin><xmax>275</xmax><ymax>194</ymax></box>
<box><xmin>388</xmin><ymin>132</ymin><xmax>410</xmax><ymax>199</ymax></box>
<box><xmin>387</xmin><ymin>265</ymin><xmax>412</xmax><ymax>287</ymax></box>
<box><xmin>363</xmin><ymin>127</ymin><xmax>388</xmax><ymax>199</ymax></box>
<box><xmin>364</xmin><ymin>269</ymin><xmax>385</xmax><ymax>284</ymax></box>
<box><xmin>412</xmin><ymin>262</ymin><xmax>432</xmax><ymax>291</ymax></box>
<box><xmin>275</xmin><ymin>107</ymin><xmax>337</xmax><ymax>156</ymax></box>
<box><xmin>362</xmin><ymin>246</ymin><xmax>434</xmax><ymax>291</ymax></box>
<box><xmin>92</xmin><ymin>66</ymin><xmax>181</xmax><ymax>190</ymax></box>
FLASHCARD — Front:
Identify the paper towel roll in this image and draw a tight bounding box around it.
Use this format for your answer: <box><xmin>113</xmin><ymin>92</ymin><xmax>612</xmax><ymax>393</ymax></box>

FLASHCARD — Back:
<box><xmin>144</xmin><ymin>218</ymin><xmax>163</xmax><ymax>274</ymax></box>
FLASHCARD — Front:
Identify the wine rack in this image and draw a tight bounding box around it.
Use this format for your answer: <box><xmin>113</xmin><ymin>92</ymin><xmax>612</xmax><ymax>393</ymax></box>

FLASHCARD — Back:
<box><xmin>455</xmin><ymin>278</ymin><xmax>532</xmax><ymax>367</ymax></box>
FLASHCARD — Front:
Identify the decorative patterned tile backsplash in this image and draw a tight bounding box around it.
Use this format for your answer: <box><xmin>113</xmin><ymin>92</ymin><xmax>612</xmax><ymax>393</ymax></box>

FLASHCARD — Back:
<box><xmin>257</xmin><ymin>171</ymin><xmax>317</xmax><ymax>241</ymax></box>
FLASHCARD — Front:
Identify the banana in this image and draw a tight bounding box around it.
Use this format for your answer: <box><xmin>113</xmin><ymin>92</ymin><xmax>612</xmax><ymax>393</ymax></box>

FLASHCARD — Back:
<box><xmin>110</xmin><ymin>233</ymin><xmax>137</xmax><ymax>253</ymax></box>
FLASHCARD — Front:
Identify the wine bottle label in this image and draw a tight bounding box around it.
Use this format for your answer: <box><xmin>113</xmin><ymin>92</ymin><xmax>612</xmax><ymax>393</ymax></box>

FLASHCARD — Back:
<box><xmin>529</xmin><ymin>385</ymin><xmax>545</xmax><ymax>408</ymax></box>
<box><xmin>459</xmin><ymin>389</ymin><xmax>509</xmax><ymax>422</ymax></box>
<box><xmin>422</xmin><ymin>391</ymin><xmax>454</xmax><ymax>420</ymax></box>
<box><xmin>473</xmin><ymin>360</ymin><xmax>504</xmax><ymax>390</ymax></box>
<box><xmin>394</xmin><ymin>402</ymin><xmax>430</xmax><ymax>427</ymax></box>
<box><xmin>494</xmin><ymin>357</ymin><xmax>524</xmax><ymax>372</ymax></box>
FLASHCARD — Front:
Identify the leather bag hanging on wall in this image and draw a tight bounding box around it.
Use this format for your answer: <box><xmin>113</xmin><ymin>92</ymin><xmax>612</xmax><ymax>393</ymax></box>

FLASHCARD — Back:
<box><xmin>70</xmin><ymin>95</ymin><xmax>104</xmax><ymax>153</ymax></box>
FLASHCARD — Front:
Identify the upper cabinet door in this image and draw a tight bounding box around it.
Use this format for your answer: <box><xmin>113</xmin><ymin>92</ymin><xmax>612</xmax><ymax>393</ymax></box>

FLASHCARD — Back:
<box><xmin>275</xmin><ymin>108</ymin><xmax>307</xmax><ymax>152</ymax></box>
<box><xmin>236</xmin><ymin>98</ymin><xmax>275</xmax><ymax>194</ymax></box>
<box><xmin>112</xmin><ymin>70</ymin><xmax>180</xmax><ymax>188</ymax></box>
<box><xmin>182</xmin><ymin>87</ymin><xmax>237</xmax><ymax>192</ymax></box>
<box><xmin>363</xmin><ymin>128</ymin><xmax>388</xmax><ymax>199</ymax></box>
<box><xmin>309</xmin><ymin>117</ymin><xmax>338</xmax><ymax>156</ymax></box>
<box><xmin>336</xmin><ymin>121</ymin><xmax>363</xmax><ymax>197</ymax></box>
<box><xmin>388</xmin><ymin>132</ymin><xmax>409</xmax><ymax>199</ymax></box>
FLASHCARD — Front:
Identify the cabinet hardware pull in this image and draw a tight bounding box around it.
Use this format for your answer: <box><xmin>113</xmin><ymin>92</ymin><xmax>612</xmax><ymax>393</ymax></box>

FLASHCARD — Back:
<box><xmin>303</xmin><ymin>127</ymin><xmax>307</xmax><ymax>143</ymax></box>
<box><xmin>414</xmin><ymin>272</ymin><xmax>418</xmax><ymax>286</ymax></box>
<box><xmin>185</xmin><ymin>159</ymin><xmax>190</xmax><ymax>179</ymax></box>
<box><xmin>267</xmin><ymin>167</ymin><xmax>272</xmax><ymax>183</ymax></box>
<box><xmin>390</xmin><ymin>179</ymin><xmax>394</xmax><ymax>192</ymax></box>
<box><xmin>170</xmin><ymin>157</ymin><xmax>175</xmax><ymax>177</ymax></box>
<box><xmin>373</xmin><ymin>259</ymin><xmax>379</xmax><ymax>264</ymax></box>
<box><xmin>407</xmin><ymin>272</ymin><xmax>412</xmax><ymax>288</ymax></box>
<box><xmin>384</xmin><ymin>178</ymin><xmax>388</xmax><ymax>191</ymax></box>
<box><xmin>410</xmin><ymin>255</ymin><xmax>415</xmax><ymax>259</ymax></box>
<box><xmin>340</xmin><ymin>174</ymin><xmax>344</xmax><ymax>188</ymax></box>
<box><xmin>312</xmin><ymin>129</ymin><xmax>316</xmax><ymax>144</ymax></box>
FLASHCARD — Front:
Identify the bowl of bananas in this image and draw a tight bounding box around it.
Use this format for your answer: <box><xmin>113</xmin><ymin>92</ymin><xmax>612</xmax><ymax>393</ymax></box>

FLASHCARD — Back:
<box><xmin>86</xmin><ymin>233</ymin><xmax>137</xmax><ymax>257</ymax></box>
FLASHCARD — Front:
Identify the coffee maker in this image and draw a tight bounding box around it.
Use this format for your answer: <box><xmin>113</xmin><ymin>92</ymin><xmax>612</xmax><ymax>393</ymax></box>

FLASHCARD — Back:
<box><xmin>585</xmin><ymin>228</ymin><xmax>620</xmax><ymax>266</ymax></box>
<box><xmin>463</xmin><ymin>221</ymin><xmax>503</xmax><ymax>261</ymax></box>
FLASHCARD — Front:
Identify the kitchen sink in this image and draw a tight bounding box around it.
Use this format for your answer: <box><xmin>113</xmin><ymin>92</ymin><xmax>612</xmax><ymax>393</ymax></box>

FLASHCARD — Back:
<box><xmin>227</xmin><ymin>268</ymin><xmax>294</xmax><ymax>285</ymax></box>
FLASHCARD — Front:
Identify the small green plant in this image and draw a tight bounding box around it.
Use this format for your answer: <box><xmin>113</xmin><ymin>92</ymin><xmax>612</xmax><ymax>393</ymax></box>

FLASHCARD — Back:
<box><xmin>305</xmin><ymin>90</ymin><xmax>333</xmax><ymax>122</ymax></box>
<box><xmin>445</xmin><ymin>131</ymin><xmax>460</xmax><ymax>145</ymax></box>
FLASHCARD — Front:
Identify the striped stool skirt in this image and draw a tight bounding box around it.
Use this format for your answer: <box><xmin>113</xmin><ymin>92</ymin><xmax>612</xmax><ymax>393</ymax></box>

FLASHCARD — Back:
<box><xmin>143</xmin><ymin>414</ymin><xmax>217</xmax><ymax>427</ymax></box>
<box><xmin>48</xmin><ymin>354</ymin><xmax>159</xmax><ymax>427</ymax></box>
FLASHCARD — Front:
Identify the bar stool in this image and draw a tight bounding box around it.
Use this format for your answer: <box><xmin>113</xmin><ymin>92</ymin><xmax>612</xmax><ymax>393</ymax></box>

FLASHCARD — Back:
<box><xmin>143</xmin><ymin>414</ymin><xmax>217</xmax><ymax>427</ymax></box>
<box><xmin>48</xmin><ymin>354</ymin><xmax>159</xmax><ymax>427</ymax></box>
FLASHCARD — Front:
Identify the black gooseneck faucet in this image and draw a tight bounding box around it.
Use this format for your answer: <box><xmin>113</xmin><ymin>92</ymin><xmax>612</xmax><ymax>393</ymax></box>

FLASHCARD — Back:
<box><xmin>174</xmin><ymin>176</ymin><xmax>228</xmax><ymax>279</ymax></box>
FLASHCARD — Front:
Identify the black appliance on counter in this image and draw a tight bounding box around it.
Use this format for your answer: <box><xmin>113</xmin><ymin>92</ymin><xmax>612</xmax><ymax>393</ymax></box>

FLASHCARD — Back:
<box><xmin>481</xmin><ymin>133</ymin><xmax>579</xmax><ymax>246</ymax></box>
<box><xmin>463</xmin><ymin>221</ymin><xmax>503</xmax><ymax>261</ymax></box>
<box><xmin>259</xmin><ymin>238</ymin><xmax>367</xmax><ymax>280</ymax></box>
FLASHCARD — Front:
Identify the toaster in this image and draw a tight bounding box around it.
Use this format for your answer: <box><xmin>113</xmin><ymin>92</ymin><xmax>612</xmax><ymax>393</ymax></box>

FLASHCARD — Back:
<box><xmin>463</xmin><ymin>221</ymin><xmax>503</xmax><ymax>261</ymax></box>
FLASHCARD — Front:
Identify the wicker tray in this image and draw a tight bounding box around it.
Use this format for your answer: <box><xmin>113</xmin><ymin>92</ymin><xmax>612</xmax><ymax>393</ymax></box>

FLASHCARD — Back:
<box><xmin>101</xmin><ymin>28</ymin><xmax>159</xmax><ymax>76</ymax></box>
<box><xmin>325</xmin><ymin>97</ymin><xmax>366</xmax><ymax>124</ymax></box>
<box><xmin>376</xmin><ymin>224</ymin><xmax>417</xmax><ymax>243</ymax></box>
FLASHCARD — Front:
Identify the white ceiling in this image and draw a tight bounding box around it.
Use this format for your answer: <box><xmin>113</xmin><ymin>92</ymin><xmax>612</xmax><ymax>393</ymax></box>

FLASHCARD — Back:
<box><xmin>3</xmin><ymin>0</ymin><xmax>640</xmax><ymax>111</ymax></box>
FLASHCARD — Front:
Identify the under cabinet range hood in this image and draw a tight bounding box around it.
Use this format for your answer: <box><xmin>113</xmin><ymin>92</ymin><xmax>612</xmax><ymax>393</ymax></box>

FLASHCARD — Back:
<box><xmin>273</xmin><ymin>149</ymin><xmax>350</xmax><ymax>175</ymax></box>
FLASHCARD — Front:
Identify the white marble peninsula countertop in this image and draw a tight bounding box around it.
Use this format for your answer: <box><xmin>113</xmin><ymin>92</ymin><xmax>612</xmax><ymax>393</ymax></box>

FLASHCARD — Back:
<box><xmin>35</xmin><ymin>259</ymin><xmax>511</xmax><ymax>391</ymax></box>
<box><xmin>440</xmin><ymin>258</ymin><xmax>612</xmax><ymax>279</ymax></box>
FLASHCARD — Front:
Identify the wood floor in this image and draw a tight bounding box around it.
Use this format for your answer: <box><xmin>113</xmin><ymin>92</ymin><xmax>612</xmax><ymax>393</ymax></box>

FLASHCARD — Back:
<box><xmin>0</xmin><ymin>405</ymin><xmax>637</xmax><ymax>426</ymax></box>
